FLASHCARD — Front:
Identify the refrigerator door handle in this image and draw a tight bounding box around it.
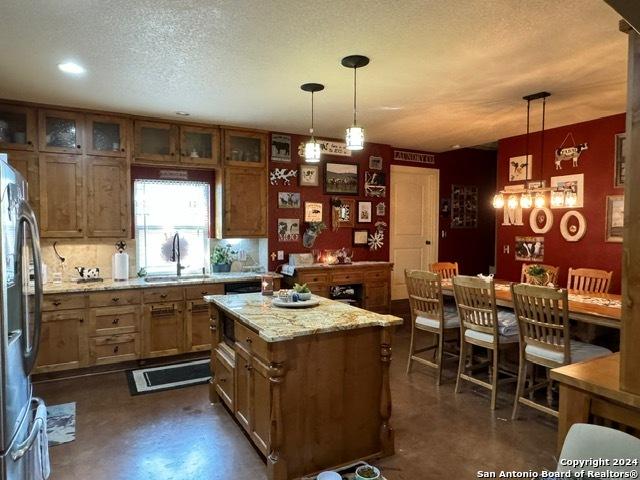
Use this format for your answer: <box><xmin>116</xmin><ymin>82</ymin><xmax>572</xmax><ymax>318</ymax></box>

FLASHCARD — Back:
<box><xmin>17</xmin><ymin>200</ymin><xmax>43</xmax><ymax>374</ymax></box>
<box><xmin>11</xmin><ymin>398</ymin><xmax>46</xmax><ymax>461</ymax></box>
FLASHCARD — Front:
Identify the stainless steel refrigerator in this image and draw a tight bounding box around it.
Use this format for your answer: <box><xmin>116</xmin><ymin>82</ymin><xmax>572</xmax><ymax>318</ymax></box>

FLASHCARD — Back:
<box><xmin>0</xmin><ymin>153</ymin><xmax>49</xmax><ymax>479</ymax></box>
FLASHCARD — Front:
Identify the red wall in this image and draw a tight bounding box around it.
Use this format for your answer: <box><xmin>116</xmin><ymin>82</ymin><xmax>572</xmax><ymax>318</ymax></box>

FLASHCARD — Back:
<box><xmin>268</xmin><ymin>133</ymin><xmax>392</xmax><ymax>271</ymax></box>
<box><xmin>495</xmin><ymin>113</ymin><xmax>625</xmax><ymax>293</ymax></box>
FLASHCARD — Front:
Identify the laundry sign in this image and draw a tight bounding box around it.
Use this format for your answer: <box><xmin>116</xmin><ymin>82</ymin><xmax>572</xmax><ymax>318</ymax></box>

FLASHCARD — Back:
<box><xmin>298</xmin><ymin>140</ymin><xmax>352</xmax><ymax>157</ymax></box>
<box><xmin>159</xmin><ymin>170</ymin><xmax>189</xmax><ymax>180</ymax></box>
<box><xmin>393</xmin><ymin>150</ymin><xmax>435</xmax><ymax>164</ymax></box>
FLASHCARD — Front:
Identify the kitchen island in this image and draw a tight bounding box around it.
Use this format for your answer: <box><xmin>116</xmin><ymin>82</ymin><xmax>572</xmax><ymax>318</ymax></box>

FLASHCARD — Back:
<box><xmin>205</xmin><ymin>293</ymin><xmax>402</xmax><ymax>480</ymax></box>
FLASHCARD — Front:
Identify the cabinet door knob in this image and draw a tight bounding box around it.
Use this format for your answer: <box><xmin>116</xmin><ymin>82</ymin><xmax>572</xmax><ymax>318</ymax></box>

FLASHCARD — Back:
<box><xmin>113</xmin><ymin>345</ymin><xmax>119</xmax><ymax>353</ymax></box>
<box><xmin>27</xmin><ymin>140</ymin><xmax>32</xmax><ymax>146</ymax></box>
<box><xmin>160</xmin><ymin>294</ymin><xmax>167</xmax><ymax>299</ymax></box>
<box><xmin>52</xmin><ymin>300</ymin><xmax>61</xmax><ymax>306</ymax></box>
<box><xmin>246</xmin><ymin>338</ymin><xmax>252</xmax><ymax>344</ymax></box>
<box><xmin>112</xmin><ymin>318</ymin><xmax>119</xmax><ymax>325</ymax></box>
<box><xmin>112</xmin><ymin>297</ymin><xmax>120</xmax><ymax>302</ymax></box>
<box><xmin>201</xmin><ymin>291</ymin><xmax>208</xmax><ymax>295</ymax></box>
<box><xmin>76</xmin><ymin>145</ymin><xmax>81</xmax><ymax>149</ymax></box>
<box><xmin>121</xmin><ymin>148</ymin><xmax>125</xmax><ymax>152</ymax></box>
<box><xmin>219</xmin><ymin>377</ymin><xmax>227</xmax><ymax>383</ymax></box>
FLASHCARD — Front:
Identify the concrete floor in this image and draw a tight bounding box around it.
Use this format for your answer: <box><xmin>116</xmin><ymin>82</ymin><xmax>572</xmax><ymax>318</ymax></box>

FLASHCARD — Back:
<box><xmin>35</xmin><ymin>327</ymin><xmax>557</xmax><ymax>480</ymax></box>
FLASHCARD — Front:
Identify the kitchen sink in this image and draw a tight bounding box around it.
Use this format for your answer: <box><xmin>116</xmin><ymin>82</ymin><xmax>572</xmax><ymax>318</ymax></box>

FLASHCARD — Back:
<box><xmin>144</xmin><ymin>275</ymin><xmax>209</xmax><ymax>283</ymax></box>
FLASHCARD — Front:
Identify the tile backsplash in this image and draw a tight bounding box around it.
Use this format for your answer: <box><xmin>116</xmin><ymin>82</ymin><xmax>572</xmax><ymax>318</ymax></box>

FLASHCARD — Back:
<box><xmin>41</xmin><ymin>238</ymin><xmax>268</xmax><ymax>281</ymax></box>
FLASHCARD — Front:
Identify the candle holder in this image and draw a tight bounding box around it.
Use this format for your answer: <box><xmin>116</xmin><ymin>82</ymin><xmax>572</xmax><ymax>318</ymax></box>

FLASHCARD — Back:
<box><xmin>261</xmin><ymin>274</ymin><xmax>274</xmax><ymax>296</ymax></box>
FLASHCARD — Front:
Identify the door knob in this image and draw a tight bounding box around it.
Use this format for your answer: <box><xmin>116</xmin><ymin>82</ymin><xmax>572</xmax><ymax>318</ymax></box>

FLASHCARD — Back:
<box><xmin>425</xmin><ymin>240</ymin><xmax>431</xmax><ymax>245</ymax></box>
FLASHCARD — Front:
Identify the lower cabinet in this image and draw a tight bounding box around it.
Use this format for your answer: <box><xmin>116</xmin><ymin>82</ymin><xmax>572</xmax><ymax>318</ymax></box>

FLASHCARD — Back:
<box><xmin>89</xmin><ymin>334</ymin><xmax>140</xmax><ymax>365</ymax></box>
<box><xmin>185</xmin><ymin>300</ymin><xmax>211</xmax><ymax>352</ymax></box>
<box><xmin>234</xmin><ymin>343</ymin><xmax>252</xmax><ymax>432</ymax></box>
<box><xmin>143</xmin><ymin>302</ymin><xmax>184</xmax><ymax>357</ymax></box>
<box><xmin>36</xmin><ymin>309</ymin><xmax>88</xmax><ymax>372</ymax></box>
<box><xmin>364</xmin><ymin>281</ymin><xmax>390</xmax><ymax>312</ymax></box>
<box><xmin>212</xmin><ymin>348</ymin><xmax>234</xmax><ymax>408</ymax></box>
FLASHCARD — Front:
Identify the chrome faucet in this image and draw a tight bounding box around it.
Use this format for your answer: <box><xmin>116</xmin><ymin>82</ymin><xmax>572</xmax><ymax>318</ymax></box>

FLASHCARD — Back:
<box><xmin>170</xmin><ymin>232</ymin><xmax>185</xmax><ymax>277</ymax></box>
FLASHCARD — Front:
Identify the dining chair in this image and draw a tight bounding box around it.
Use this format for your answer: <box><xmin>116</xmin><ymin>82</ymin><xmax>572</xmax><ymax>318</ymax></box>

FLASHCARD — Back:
<box><xmin>405</xmin><ymin>270</ymin><xmax>460</xmax><ymax>385</ymax></box>
<box><xmin>452</xmin><ymin>275</ymin><xmax>519</xmax><ymax>410</ymax></box>
<box><xmin>520</xmin><ymin>263</ymin><xmax>560</xmax><ymax>285</ymax></box>
<box><xmin>510</xmin><ymin>283</ymin><xmax>612</xmax><ymax>419</ymax></box>
<box><xmin>567</xmin><ymin>268</ymin><xmax>613</xmax><ymax>293</ymax></box>
<box><xmin>429</xmin><ymin>262</ymin><xmax>459</xmax><ymax>280</ymax></box>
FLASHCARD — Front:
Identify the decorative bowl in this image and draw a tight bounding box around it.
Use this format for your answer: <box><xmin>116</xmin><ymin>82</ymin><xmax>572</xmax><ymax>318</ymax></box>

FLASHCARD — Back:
<box><xmin>297</xmin><ymin>292</ymin><xmax>312</xmax><ymax>301</ymax></box>
<box><xmin>355</xmin><ymin>465</ymin><xmax>381</xmax><ymax>480</ymax></box>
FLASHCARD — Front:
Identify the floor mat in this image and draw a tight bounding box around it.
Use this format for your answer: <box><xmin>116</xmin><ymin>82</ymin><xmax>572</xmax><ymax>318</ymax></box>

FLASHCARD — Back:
<box><xmin>46</xmin><ymin>402</ymin><xmax>76</xmax><ymax>446</ymax></box>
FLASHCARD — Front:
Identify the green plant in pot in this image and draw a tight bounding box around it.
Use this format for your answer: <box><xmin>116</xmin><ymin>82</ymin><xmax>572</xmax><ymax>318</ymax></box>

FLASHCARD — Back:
<box><xmin>526</xmin><ymin>264</ymin><xmax>549</xmax><ymax>286</ymax></box>
<box><xmin>292</xmin><ymin>283</ymin><xmax>312</xmax><ymax>301</ymax></box>
<box><xmin>302</xmin><ymin>222</ymin><xmax>326</xmax><ymax>249</ymax></box>
<box><xmin>211</xmin><ymin>243</ymin><xmax>235</xmax><ymax>273</ymax></box>
<box><xmin>355</xmin><ymin>464</ymin><xmax>381</xmax><ymax>480</ymax></box>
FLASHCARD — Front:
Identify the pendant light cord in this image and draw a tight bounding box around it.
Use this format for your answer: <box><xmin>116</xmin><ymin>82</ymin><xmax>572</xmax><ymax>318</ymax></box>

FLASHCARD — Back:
<box><xmin>540</xmin><ymin>97</ymin><xmax>546</xmax><ymax>179</ymax></box>
<box><xmin>525</xmin><ymin>99</ymin><xmax>530</xmax><ymax>179</ymax></box>
<box><xmin>310</xmin><ymin>91</ymin><xmax>315</xmax><ymax>136</ymax></box>
<box><xmin>353</xmin><ymin>67</ymin><xmax>357</xmax><ymax>125</ymax></box>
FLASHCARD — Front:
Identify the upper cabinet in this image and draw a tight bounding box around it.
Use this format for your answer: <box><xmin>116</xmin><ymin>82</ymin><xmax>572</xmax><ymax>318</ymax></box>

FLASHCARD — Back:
<box><xmin>179</xmin><ymin>125</ymin><xmax>220</xmax><ymax>167</ymax></box>
<box><xmin>86</xmin><ymin>156</ymin><xmax>129</xmax><ymax>237</ymax></box>
<box><xmin>5</xmin><ymin>151</ymin><xmax>39</xmax><ymax>219</ymax></box>
<box><xmin>0</xmin><ymin>104</ymin><xmax>36</xmax><ymax>151</ymax></box>
<box><xmin>38</xmin><ymin>109</ymin><xmax>85</xmax><ymax>154</ymax></box>
<box><xmin>86</xmin><ymin>114</ymin><xmax>130</xmax><ymax>157</ymax></box>
<box><xmin>134</xmin><ymin>121</ymin><xmax>177</xmax><ymax>163</ymax></box>
<box><xmin>223</xmin><ymin>129</ymin><xmax>267</xmax><ymax>168</ymax></box>
<box><xmin>220</xmin><ymin>167</ymin><xmax>267</xmax><ymax>237</ymax></box>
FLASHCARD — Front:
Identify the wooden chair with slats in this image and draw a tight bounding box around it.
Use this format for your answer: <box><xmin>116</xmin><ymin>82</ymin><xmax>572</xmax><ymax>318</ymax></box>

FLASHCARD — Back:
<box><xmin>520</xmin><ymin>263</ymin><xmax>560</xmax><ymax>285</ymax></box>
<box><xmin>429</xmin><ymin>262</ymin><xmax>459</xmax><ymax>280</ymax></box>
<box><xmin>452</xmin><ymin>275</ymin><xmax>519</xmax><ymax>410</ymax></box>
<box><xmin>567</xmin><ymin>268</ymin><xmax>613</xmax><ymax>293</ymax></box>
<box><xmin>405</xmin><ymin>270</ymin><xmax>460</xmax><ymax>385</ymax></box>
<box><xmin>510</xmin><ymin>283</ymin><xmax>612</xmax><ymax>420</ymax></box>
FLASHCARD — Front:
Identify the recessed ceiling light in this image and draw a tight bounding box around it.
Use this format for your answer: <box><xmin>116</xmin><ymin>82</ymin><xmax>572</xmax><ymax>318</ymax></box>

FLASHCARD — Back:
<box><xmin>451</xmin><ymin>144</ymin><xmax>461</xmax><ymax>149</ymax></box>
<box><xmin>175</xmin><ymin>111</ymin><xmax>190</xmax><ymax>116</ymax></box>
<box><xmin>58</xmin><ymin>62</ymin><xmax>85</xmax><ymax>75</ymax></box>
<box><xmin>379</xmin><ymin>106</ymin><xmax>403</xmax><ymax>111</ymax></box>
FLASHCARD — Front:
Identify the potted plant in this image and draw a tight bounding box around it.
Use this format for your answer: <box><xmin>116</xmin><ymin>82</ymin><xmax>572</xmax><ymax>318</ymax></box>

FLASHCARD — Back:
<box><xmin>525</xmin><ymin>264</ymin><xmax>549</xmax><ymax>286</ymax></box>
<box><xmin>292</xmin><ymin>283</ymin><xmax>312</xmax><ymax>301</ymax></box>
<box><xmin>355</xmin><ymin>464</ymin><xmax>381</xmax><ymax>480</ymax></box>
<box><xmin>302</xmin><ymin>221</ymin><xmax>326</xmax><ymax>248</ymax></box>
<box><xmin>211</xmin><ymin>244</ymin><xmax>235</xmax><ymax>273</ymax></box>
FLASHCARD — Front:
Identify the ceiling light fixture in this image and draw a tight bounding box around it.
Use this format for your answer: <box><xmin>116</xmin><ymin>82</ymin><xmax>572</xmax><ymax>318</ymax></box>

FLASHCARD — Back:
<box><xmin>175</xmin><ymin>111</ymin><xmax>190</xmax><ymax>116</ymax></box>
<box><xmin>341</xmin><ymin>55</ymin><xmax>369</xmax><ymax>151</ymax></box>
<box><xmin>300</xmin><ymin>83</ymin><xmax>324</xmax><ymax>163</ymax></box>
<box><xmin>57</xmin><ymin>62</ymin><xmax>85</xmax><ymax>75</ymax></box>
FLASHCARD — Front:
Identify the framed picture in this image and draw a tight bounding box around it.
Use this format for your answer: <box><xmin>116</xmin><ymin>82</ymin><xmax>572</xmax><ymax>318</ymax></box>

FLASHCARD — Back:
<box><xmin>324</xmin><ymin>162</ymin><xmax>359</xmax><ymax>195</ymax></box>
<box><xmin>353</xmin><ymin>229</ymin><xmax>369</xmax><ymax>245</ymax></box>
<box><xmin>515</xmin><ymin>236</ymin><xmax>544</xmax><ymax>262</ymax></box>
<box><xmin>550</xmin><ymin>173</ymin><xmax>584</xmax><ymax>208</ymax></box>
<box><xmin>332</xmin><ymin>198</ymin><xmax>355</xmax><ymax>228</ymax></box>
<box><xmin>451</xmin><ymin>185</ymin><xmax>478</xmax><ymax>228</ymax></box>
<box><xmin>277</xmin><ymin>192</ymin><xmax>300</xmax><ymax>208</ymax></box>
<box><xmin>299</xmin><ymin>164</ymin><xmax>320</xmax><ymax>186</ymax></box>
<box><xmin>376</xmin><ymin>202</ymin><xmax>386</xmax><ymax>216</ymax></box>
<box><xmin>271</xmin><ymin>134</ymin><xmax>291</xmax><ymax>162</ymax></box>
<box><xmin>277</xmin><ymin>218</ymin><xmax>300</xmax><ymax>242</ymax></box>
<box><xmin>440</xmin><ymin>198</ymin><xmax>451</xmax><ymax>216</ymax></box>
<box><xmin>358</xmin><ymin>201</ymin><xmax>372</xmax><ymax>223</ymax></box>
<box><xmin>509</xmin><ymin>155</ymin><xmax>533</xmax><ymax>182</ymax></box>
<box><xmin>369</xmin><ymin>156</ymin><xmax>383</xmax><ymax>170</ymax></box>
<box><xmin>606</xmin><ymin>195</ymin><xmax>624</xmax><ymax>242</ymax></box>
<box><xmin>364</xmin><ymin>171</ymin><xmax>386</xmax><ymax>197</ymax></box>
<box><xmin>304</xmin><ymin>202</ymin><xmax>323</xmax><ymax>222</ymax></box>
<box><xmin>614</xmin><ymin>133</ymin><xmax>626</xmax><ymax>188</ymax></box>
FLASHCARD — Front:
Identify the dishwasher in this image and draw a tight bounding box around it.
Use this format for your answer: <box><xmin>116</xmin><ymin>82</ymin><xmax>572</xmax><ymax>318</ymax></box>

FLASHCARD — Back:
<box><xmin>224</xmin><ymin>281</ymin><xmax>262</xmax><ymax>295</ymax></box>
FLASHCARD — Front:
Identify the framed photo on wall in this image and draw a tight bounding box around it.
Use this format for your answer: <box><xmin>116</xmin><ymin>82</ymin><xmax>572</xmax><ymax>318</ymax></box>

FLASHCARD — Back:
<box><xmin>514</xmin><ymin>236</ymin><xmax>544</xmax><ymax>262</ymax></box>
<box><xmin>324</xmin><ymin>162</ymin><xmax>359</xmax><ymax>195</ymax></box>
<box><xmin>358</xmin><ymin>202</ymin><xmax>372</xmax><ymax>223</ymax></box>
<box><xmin>271</xmin><ymin>134</ymin><xmax>291</xmax><ymax>162</ymax></box>
<box><xmin>614</xmin><ymin>133</ymin><xmax>626</xmax><ymax>188</ymax></box>
<box><xmin>277</xmin><ymin>218</ymin><xmax>300</xmax><ymax>242</ymax></box>
<box><xmin>304</xmin><ymin>202</ymin><xmax>323</xmax><ymax>222</ymax></box>
<box><xmin>299</xmin><ymin>164</ymin><xmax>320</xmax><ymax>186</ymax></box>
<box><xmin>277</xmin><ymin>192</ymin><xmax>300</xmax><ymax>208</ymax></box>
<box><xmin>369</xmin><ymin>156</ymin><xmax>383</xmax><ymax>170</ymax></box>
<box><xmin>605</xmin><ymin>195</ymin><xmax>624</xmax><ymax>242</ymax></box>
<box><xmin>550</xmin><ymin>173</ymin><xmax>584</xmax><ymax>208</ymax></box>
<box><xmin>509</xmin><ymin>155</ymin><xmax>532</xmax><ymax>182</ymax></box>
<box><xmin>332</xmin><ymin>198</ymin><xmax>355</xmax><ymax>228</ymax></box>
<box><xmin>353</xmin><ymin>229</ymin><xmax>369</xmax><ymax>246</ymax></box>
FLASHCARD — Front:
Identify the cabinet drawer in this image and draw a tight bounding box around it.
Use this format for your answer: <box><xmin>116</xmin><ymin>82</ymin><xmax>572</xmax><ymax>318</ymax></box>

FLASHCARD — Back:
<box><xmin>304</xmin><ymin>282</ymin><xmax>329</xmax><ymax>298</ymax></box>
<box><xmin>43</xmin><ymin>294</ymin><xmax>86</xmax><ymax>311</ymax></box>
<box><xmin>235</xmin><ymin>321</ymin><xmax>269</xmax><ymax>362</ymax></box>
<box><xmin>365</xmin><ymin>269</ymin><xmax>390</xmax><ymax>282</ymax></box>
<box><xmin>89</xmin><ymin>333</ymin><xmax>140</xmax><ymax>365</ymax></box>
<box><xmin>185</xmin><ymin>284</ymin><xmax>224</xmax><ymax>300</ymax></box>
<box><xmin>143</xmin><ymin>287</ymin><xmax>183</xmax><ymax>304</ymax></box>
<box><xmin>89</xmin><ymin>305</ymin><xmax>140</xmax><ymax>336</ymax></box>
<box><xmin>213</xmin><ymin>348</ymin><xmax>234</xmax><ymax>409</ymax></box>
<box><xmin>331</xmin><ymin>271</ymin><xmax>364</xmax><ymax>285</ymax></box>
<box><xmin>298</xmin><ymin>272</ymin><xmax>329</xmax><ymax>284</ymax></box>
<box><xmin>89</xmin><ymin>290</ymin><xmax>141</xmax><ymax>308</ymax></box>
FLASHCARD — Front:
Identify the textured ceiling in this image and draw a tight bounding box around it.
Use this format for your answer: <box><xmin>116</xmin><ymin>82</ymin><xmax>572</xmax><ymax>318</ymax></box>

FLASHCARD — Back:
<box><xmin>0</xmin><ymin>0</ymin><xmax>627</xmax><ymax>152</ymax></box>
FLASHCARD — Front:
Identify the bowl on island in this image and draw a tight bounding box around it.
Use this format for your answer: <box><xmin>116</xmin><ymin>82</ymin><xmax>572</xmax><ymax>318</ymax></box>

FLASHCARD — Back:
<box><xmin>297</xmin><ymin>292</ymin><xmax>312</xmax><ymax>301</ymax></box>
<box><xmin>355</xmin><ymin>464</ymin><xmax>381</xmax><ymax>480</ymax></box>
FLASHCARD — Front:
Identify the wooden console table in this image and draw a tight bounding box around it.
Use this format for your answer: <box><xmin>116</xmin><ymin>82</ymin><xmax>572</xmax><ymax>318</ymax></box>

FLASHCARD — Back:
<box><xmin>551</xmin><ymin>353</ymin><xmax>640</xmax><ymax>452</ymax></box>
<box><xmin>282</xmin><ymin>261</ymin><xmax>393</xmax><ymax>313</ymax></box>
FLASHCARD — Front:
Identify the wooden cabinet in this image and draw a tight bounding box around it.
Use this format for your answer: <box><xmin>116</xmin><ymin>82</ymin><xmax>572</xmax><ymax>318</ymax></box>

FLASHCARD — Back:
<box><xmin>134</xmin><ymin>120</ymin><xmax>177</xmax><ymax>163</ymax></box>
<box><xmin>85</xmin><ymin>114</ymin><xmax>130</xmax><ymax>157</ymax></box>
<box><xmin>38</xmin><ymin>154</ymin><xmax>84</xmax><ymax>237</ymax></box>
<box><xmin>0</xmin><ymin>104</ymin><xmax>36</xmax><ymax>151</ymax></box>
<box><xmin>38</xmin><ymin>109</ymin><xmax>84</xmax><ymax>154</ymax></box>
<box><xmin>364</xmin><ymin>281</ymin><xmax>390</xmax><ymax>312</ymax></box>
<box><xmin>179</xmin><ymin>125</ymin><xmax>220</xmax><ymax>167</ymax></box>
<box><xmin>89</xmin><ymin>305</ymin><xmax>140</xmax><ymax>336</ymax></box>
<box><xmin>185</xmin><ymin>299</ymin><xmax>211</xmax><ymax>352</ymax></box>
<box><xmin>36</xmin><ymin>309</ymin><xmax>88</xmax><ymax>373</ymax></box>
<box><xmin>89</xmin><ymin>333</ymin><xmax>140</xmax><ymax>365</ymax></box>
<box><xmin>234</xmin><ymin>342</ymin><xmax>252</xmax><ymax>432</ymax></box>
<box><xmin>5</xmin><ymin>151</ymin><xmax>39</xmax><ymax>218</ymax></box>
<box><xmin>250</xmin><ymin>355</ymin><xmax>271</xmax><ymax>455</ymax></box>
<box><xmin>223</xmin><ymin>129</ymin><xmax>267</xmax><ymax>167</ymax></box>
<box><xmin>86</xmin><ymin>156</ymin><xmax>129</xmax><ymax>237</ymax></box>
<box><xmin>221</xmin><ymin>167</ymin><xmax>267</xmax><ymax>237</ymax></box>
<box><xmin>143</xmin><ymin>302</ymin><xmax>184</xmax><ymax>357</ymax></box>
<box><xmin>212</xmin><ymin>348</ymin><xmax>234</xmax><ymax>408</ymax></box>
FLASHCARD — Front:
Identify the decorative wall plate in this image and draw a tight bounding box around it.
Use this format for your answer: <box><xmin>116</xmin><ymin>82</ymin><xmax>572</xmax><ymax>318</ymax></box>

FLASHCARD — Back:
<box><xmin>529</xmin><ymin>207</ymin><xmax>553</xmax><ymax>234</ymax></box>
<box><xmin>560</xmin><ymin>210</ymin><xmax>587</xmax><ymax>242</ymax></box>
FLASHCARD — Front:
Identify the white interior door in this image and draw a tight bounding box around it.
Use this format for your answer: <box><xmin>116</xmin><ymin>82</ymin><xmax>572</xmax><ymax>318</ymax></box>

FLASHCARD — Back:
<box><xmin>390</xmin><ymin>165</ymin><xmax>439</xmax><ymax>300</ymax></box>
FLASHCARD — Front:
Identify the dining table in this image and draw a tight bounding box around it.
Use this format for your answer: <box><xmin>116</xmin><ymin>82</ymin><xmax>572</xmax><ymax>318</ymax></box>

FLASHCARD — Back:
<box><xmin>440</xmin><ymin>278</ymin><xmax>622</xmax><ymax>329</ymax></box>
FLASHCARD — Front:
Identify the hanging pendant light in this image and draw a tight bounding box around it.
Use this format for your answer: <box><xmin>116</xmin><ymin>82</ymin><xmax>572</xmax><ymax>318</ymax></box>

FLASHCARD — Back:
<box><xmin>301</xmin><ymin>83</ymin><xmax>324</xmax><ymax>163</ymax></box>
<box><xmin>341</xmin><ymin>55</ymin><xmax>369</xmax><ymax>150</ymax></box>
<box><xmin>492</xmin><ymin>193</ymin><xmax>505</xmax><ymax>209</ymax></box>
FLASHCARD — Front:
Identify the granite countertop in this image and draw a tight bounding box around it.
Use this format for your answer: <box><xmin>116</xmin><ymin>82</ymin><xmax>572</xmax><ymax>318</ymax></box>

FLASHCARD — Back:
<box><xmin>291</xmin><ymin>261</ymin><xmax>393</xmax><ymax>270</ymax></box>
<box><xmin>204</xmin><ymin>292</ymin><xmax>403</xmax><ymax>342</ymax></box>
<box><xmin>43</xmin><ymin>272</ymin><xmax>282</xmax><ymax>295</ymax></box>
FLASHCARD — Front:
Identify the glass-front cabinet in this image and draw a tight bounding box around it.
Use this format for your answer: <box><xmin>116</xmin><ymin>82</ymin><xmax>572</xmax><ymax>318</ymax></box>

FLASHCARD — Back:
<box><xmin>180</xmin><ymin>126</ymin><xmax>220</xmax><ymax>167</ymax></box>
<box><xmin>0</xmin><ymin>104</ymin><xmax>36</xmax><ymax>151</ymax></box>
<box><xmin>223</xmin><ymin>129</ymin><xmax>267</xmax><ymax>167</ymax></box>
<box><xmin>38</xmin><ymin>109</ymin><xmax>85</xmax><ymax>154</ymax></box>
<box><xmin>134</xmin><ymin>121</ymin><xmax>177</xmax><ymax>162</ymax></box>
<box><xmin>86</xmin><ymin>114</ymin><xmax>130</xmax><ymax>157</ymax></box>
